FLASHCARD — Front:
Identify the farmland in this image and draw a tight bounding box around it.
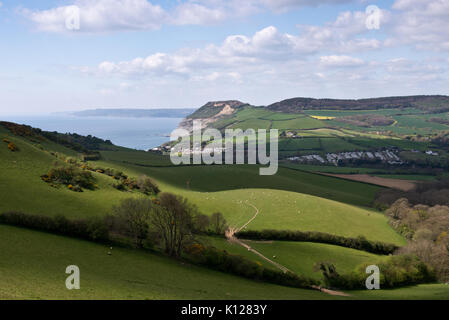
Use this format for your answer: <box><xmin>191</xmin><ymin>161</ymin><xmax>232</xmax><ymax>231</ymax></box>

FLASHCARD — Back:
<box><xmin>0</xmin><ymin>108</ymin><xmax>448</xmax><ymax>300</ymax></box>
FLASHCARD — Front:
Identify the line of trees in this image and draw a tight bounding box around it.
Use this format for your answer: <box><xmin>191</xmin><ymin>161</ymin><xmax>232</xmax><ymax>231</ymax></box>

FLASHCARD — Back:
<box><xmin>0</xmin><ymin>199</ymin><xmax>320</xmax><ymax>290</ymax></box>
<box><xmin>236</xmin><ymin>229</ymin><xmax>398</xmax><ymax>255</ymax></box>
<box><xmin>0</xmin><ymin>194</ymin><xmax>228</xmax><ymax>259</ymax></box>
<box><xmin>384</xmin><ymin>198</ymin><xmax>449</xmax><ymax>282</ymax></box>
<box><xmin>315</xmin><ymin>255</ymin><xmax>436</xmax><ymax>289</ymax></box>
<box><xmin>105</xmin><ymin>195</ymin><xmax>228</xmax><ymax>257</ymax></box>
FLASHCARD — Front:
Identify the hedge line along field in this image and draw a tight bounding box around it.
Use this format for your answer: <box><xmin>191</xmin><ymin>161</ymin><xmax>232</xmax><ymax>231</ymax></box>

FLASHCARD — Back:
<box><xmin>245</xmin><ymin>241</ymin><xmax>387</xmax><ymax>280</ymax></box>
<box><xmin>0</xmin><ymin>124</ymin><xmax>447</xmax><ymax>300</ymax></box>
<box><xmin>203</xmin><ymin>237</ymin><xmax>387</xmax><ymax>280</ymax></box>
<box><xmin>0</xmin><ymin>225</ymin><xmax>329</xmax><ymax>300</ymax></box>
<box><xmin>0</xmin><ymin>130</ymin><xmax>401</xmax><ymax>246</ymax></box>
<box><xmin>1</xmin><ymin>225</ymin><xmax>446</xmax><ymax>300</ymax></box>
<box><xmin>96</xmin><ymin>157</ymin><xmax>382</xmax><ymax>208</ymax></box>
<box><xmin>87</xmin><ymin>159</ymin><xmax>405</xmax><ymax>245</ymax></box>
<box><xmin>183</xmin><ymin>189</ymin><xmax>405</xmax><ymax>246</ymax></box>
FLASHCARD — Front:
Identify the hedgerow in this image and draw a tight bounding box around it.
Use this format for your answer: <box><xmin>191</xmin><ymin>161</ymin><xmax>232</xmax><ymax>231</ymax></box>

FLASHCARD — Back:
<box><xmin>236</xmin><ymin>229</ymin><xmax>399</xmax><ymax>255</ymax></box>
<box><xmin>184</xmin><ymin>243</ymin><xmax>319</xmax><ymax>289</ymax></box>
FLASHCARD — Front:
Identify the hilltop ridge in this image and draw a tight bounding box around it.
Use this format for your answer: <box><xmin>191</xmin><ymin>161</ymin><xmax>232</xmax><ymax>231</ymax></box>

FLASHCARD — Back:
<box><xmin>267</xmin><ymin>95</ymin><xmax>449</xmax><ymax>113</ymax></box>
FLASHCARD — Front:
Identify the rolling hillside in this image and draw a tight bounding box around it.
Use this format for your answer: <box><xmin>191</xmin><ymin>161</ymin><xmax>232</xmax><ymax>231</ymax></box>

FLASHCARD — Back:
<box><xmin>1</xmin><ymin>121</ymin><xmax>447</xmax><ymax>300</ymax></box>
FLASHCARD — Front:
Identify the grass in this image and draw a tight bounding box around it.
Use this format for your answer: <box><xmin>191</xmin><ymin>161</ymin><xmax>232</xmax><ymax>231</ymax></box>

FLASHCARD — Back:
<box><xmin>247</xmin><ymin>241</ymin><xmax>387</xmax><ymax>280</ymax></box>
<box><xmin>184</xmin><ymin>189</ymin><xmax>405</xmax><ymax>245</ymax></box>
<box><xmin>204</xmin><ymin>237</ymin><xmax>387</xmax><ymax>281</ymax></box>
<box><xmin>1</xmin><ymin>122</ymin><xmax>448</xmax><ymax>300</ymax></box>
<box><xmin>94</xmin><ymin>161</ymin><xmax>382</xmax><ymax>208</ymax></box>
<box><xmin>272</xmin><ymin>117</ymin><xmax>325</xmax><ymax>130</ymax></box>
<box><xmin>280</xmin><ymin>163</ymin><xmax>389</xmax><ymax>174</ymax></box>
<box><xmin>0</xmin><ymin>132</ymin><xmax>144</xmax><ymax>219</ymax></box>
<box><xmin>303</xmin><ymin>108</ymin><xmax>425</xmax><ymax>118</ymax></box>
<box><xmin>101</xmin><ymin>149</ymin><xmax>173</xmax><ymax>166</ymax></box>
<box><xmin>319</xmin><ymin>138</ymin><xmax>362</xmax><ymax>153</ymax></box>
<box><xmin>373</xmin><ymin>174</ymin><xmax>437</xmax><ymax>181</ymax></box>
<box><xmin>0</xmin><ymin>225</ymin><xmax>329</xmax><ymax>300</ymax></box>
<box><xmin>279</xmin><ymin>138</ymin><xmax>322</xmax><ymax>151</ymax></box>
<box><xmin>350</xmin><ymin>284</ymin><xmax>449</xmax><ymax>300</ymax></box>
<box><xmin>1</xmin><ymin>128</ymin><xmax>399</xmax><ymax>246</ymax></box>
<box><xmin>1</xmin><ymin>225</ymin><xmax>446</xmax><ymax>300</ymax></box>
<box><xmin>230</xmin><ymin>119</ymin><xmax>272</xmax><ymax>130</ymax></box>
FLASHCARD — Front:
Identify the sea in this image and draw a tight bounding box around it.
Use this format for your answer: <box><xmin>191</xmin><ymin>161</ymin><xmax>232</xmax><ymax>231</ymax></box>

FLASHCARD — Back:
<box><xmin>1</xmin><ymin>114</ymin><xmax>183</xmax><ymax>150</ymax></box>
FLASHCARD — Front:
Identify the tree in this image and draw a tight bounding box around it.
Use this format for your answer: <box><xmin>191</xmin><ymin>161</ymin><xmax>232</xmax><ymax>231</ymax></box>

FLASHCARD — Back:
<box><xmin>137</xmin><ymin>175</ymin><xmax>160</xmax><ymax>195</ymax></box>
<box><xmin>210</xmin><ymin>212</ymin><xmax>228</xmax><ymax>234</ymax></box>
<box><xmin>108</xmin><ymin>198</ymin><xmax>153</xmax><ymax>248</ymax></box>
<box><xmin>151</xmin><ymin>193</ymin><xmax>197</xmax><ymax>257</ymax></box>
<box><xmin>193</xmin><ymin>213</ymin><xmax>210</xmax><ymax>233</ymax></box>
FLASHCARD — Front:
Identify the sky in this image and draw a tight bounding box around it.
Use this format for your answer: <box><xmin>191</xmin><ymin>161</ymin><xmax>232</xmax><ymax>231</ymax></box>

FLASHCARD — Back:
<box><xmin>0</xmin><ymin>0</ymin><xmax>448</xmax><ymax>115</ymax></box>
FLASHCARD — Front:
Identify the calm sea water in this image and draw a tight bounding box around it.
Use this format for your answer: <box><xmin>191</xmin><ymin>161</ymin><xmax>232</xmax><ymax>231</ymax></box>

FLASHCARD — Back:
<box><xmin>1</xmin><ymin>115</ymin><xmax>182</xmax><ymax>150</ymax></box>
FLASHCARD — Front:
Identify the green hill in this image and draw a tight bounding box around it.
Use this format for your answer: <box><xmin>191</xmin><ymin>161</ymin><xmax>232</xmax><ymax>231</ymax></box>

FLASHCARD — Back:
<box><xmin>0</xmin><ymin>225</ymin><xmax>327</xmax><ymax>300</ymax></box>
<box><xmin>1</xmin><ymin>225</ymin><xmax>446</xmax><ymax>300</ymax></box>
<box><xmin>6</xmin><ymin>121</ymin><xmax>445</xmax><ymax>300</ymax></box>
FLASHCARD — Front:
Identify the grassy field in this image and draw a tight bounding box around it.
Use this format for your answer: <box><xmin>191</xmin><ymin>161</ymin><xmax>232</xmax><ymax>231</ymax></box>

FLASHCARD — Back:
<box><xmin>1</xmin><ymin>127</ymin><xmax>400</xmax><ymax>243</ymax></box>
<box><xmin>1</xmin><ymin>128</ymin><xmax>400</xmax><ymax>245</ymax></box>
<box><xmin>373</xmin><ymin>174</ymin><xmax>437</xmax><ymax>181</ymax></box>
<box><xmin>185</xmin><ymin>189</ymin><xmax>405</xmax><ymax>245</ymax></box>
<box><xmin>95</xmin><ymin>160</ymin><xmax>382</xmax><ymax>207</ymax></box>
<box><xmin>272</xmin><ymin>117</ymin><xmax>325</xmax><ymax>130</ymax></box>
<box><xmin>1</xmin><ymin>122</ymin><xmax>448</xmax><ymax>300</ymax></box>
<box><xmin>279</xmin><ymin>163</ymin><xmax>389</xmax><ymax>174</ymax></box>
<box><xmin>1</xmin><ymin>225</ymin><xmax>446</xmax><ymax>300</ymax></box>
<box><xmin>0</xmin><ymin>225</ymin><xmax>329</xmax><ymax>300</ymax></box>
<box><xmin>205</xmin><ymin>237</ymin><xmax>387</xmax><ymax>280</ymax></box>
<box><xmin>0</xmin><ymin>132</ymin><xmax>143</xmax><ymax>219</ymax></box>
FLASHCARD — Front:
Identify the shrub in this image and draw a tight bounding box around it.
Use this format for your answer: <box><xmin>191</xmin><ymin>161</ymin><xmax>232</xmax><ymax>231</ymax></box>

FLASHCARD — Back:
<box><xmin>236</xmin><ymin>229</ymin><xmax>398</xmax><ymax>255</ymax></box>
<box><xmin>185</xmin><ymin>244</ymin><xmax>318</xmax><ymax>289</ymax></box>
<box><xmin>316</xmin><ymin>255</ymin><xmax>436</xmax><ymax>289</ymax></box>
<box><xmin>137</xmin><ymin>175</ymin><xmax>160</xmax><ymax>195</ymax></box>
<box><xmin>113</xmin><ymin>182</ymin><xmax>127</xmax><ymax>191</ymax></box>
<box><xmin>43</xmin><ymin>164</ymin><xmax>96</xmax><ymax>191</ymax></box>
<box><xmin>0</xmin><ymin>212</ymin><xmax>109</xmax><ymax>242</ymax></box>
<box><xmin>7</xmin><ymin>142</ymin><xmax>17</xmax><ymax>151</ymax></box>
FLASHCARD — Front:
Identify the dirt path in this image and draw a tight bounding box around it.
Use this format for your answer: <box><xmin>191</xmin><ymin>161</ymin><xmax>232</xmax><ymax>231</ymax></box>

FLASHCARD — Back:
<box><xmin>225</xmin><ymin>202</ymin><xmax>292</xmax><ymax>273</ymax></box>
<box><xmin>225</xmin><ymin>201</ymin><xmax>350</xmax><ymax>297</ymax></box>
<box><xmin>311</xmin><ymin>285</ymin><xmax>351</xmax><ymax>297</ymax></box>
<box><xmin>235</xmin><ymin>202</ymin><xmax>260</xmax><ymax>233</ymax></box>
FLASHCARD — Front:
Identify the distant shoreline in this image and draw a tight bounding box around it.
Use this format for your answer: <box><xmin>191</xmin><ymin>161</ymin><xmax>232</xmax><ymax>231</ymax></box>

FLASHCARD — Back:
<box><xmin>72</xmin><ymin>108</ymin><xmax>196</xmax><ymax>119</ymax></box>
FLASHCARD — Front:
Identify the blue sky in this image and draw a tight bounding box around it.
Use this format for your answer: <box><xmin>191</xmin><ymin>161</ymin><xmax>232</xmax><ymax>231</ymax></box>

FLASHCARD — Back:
<box><xmin>0</xmin><ymin>0</ymin><xmax>448</xmax><ymax>115</ymax></box>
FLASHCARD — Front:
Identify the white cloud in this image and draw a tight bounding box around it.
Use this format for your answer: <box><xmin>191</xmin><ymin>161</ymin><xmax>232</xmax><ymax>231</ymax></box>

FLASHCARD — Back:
<box><xmin>320</xmin><ymin>55</ymin><xmax>364</xmax><ymax>67</ymax></box>
<box><xmin>22</xmin><ymin>0</ymin><xmax>362</xmax><ymax>33</ymax></box>
<box><xmin>389</xmin><ymin>0</ymin><xmax>449</xmax><ymax>51</ymax></box>
<box><xmin>23</xmin><ymin>0</ymin><xmax>167</xmax><ymax>33</ymax></box>
<box><xmin>261</xmin><ymin>0</ymin><xmax>355</xmax><ymax>12</ymax></box>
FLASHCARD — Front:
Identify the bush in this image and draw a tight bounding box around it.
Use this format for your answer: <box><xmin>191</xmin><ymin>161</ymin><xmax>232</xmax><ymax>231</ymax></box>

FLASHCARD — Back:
<box><xmin>107</xmin><ymin>198</ymin><xmax>154</xmax><ymax>248</ymax></box>
<box><xmin>184</xmin><ymin>244</ymin><xmax>318</xmax><ymax>289</ymax></box>
<box><xmin>113</xmin><ymin>182</ymin><xmax>127</xmax><ymax>191</ymax></box>
<box><xmin>137</xmin><ymin>175</ymin><xmax>160</xmax><ymax>195</ymax></box>
<box><xmin>317</xmin><ymin>255</ymin><xmax>436</xmax><ymax>289</ymax></box>
<box><xmin>43</xmin><ymin>164</ymin><xmax>96</xmax><ymax>191</ymax></box>
<box><xmin>236</xmin><ymin>229</ymin><xmax>398</xmax><ymax>255</ymax></box>
<box><xmin>7</xmin><ymin>142</ymin><xmax>17</xmax><ymax>151</ymax></box>
<box><xmin>0</xmin><ymin>212</ymin><xmax>109</xmax><ymax>242</ymax></box>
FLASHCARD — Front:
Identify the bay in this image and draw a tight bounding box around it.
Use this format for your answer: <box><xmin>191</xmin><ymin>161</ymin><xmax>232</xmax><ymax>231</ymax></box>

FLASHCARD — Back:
<box><xmin>1</xmin><ymin>114</ymin><xmax>182</xmax><ymax>150</ymax></box>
